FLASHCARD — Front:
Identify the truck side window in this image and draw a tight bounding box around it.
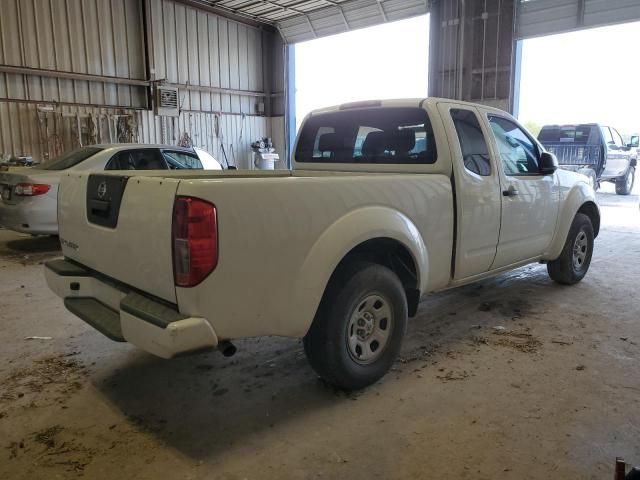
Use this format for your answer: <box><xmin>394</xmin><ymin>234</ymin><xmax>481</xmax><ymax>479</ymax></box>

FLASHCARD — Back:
<box><xmin>450</xmin><ymin>109</ymin><xmax>491</xmax><ymax>176</ymax></box>
<box><xmin>611</xmin><ymin>128</ymin><xmax>625</xmax><ymax>148</ymax></box>
<box><xmin>488</xmin><ymin>116</ymin><xmax>540</xmax><ymax>176</ymax></box>
<box><xmin>602</xmin><ymin>127</ymin><xmax>614</xmax><ymax>145</ymax></box>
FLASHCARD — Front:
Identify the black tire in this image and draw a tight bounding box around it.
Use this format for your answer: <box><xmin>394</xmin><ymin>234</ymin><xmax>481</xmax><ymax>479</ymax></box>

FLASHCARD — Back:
<box><xmin>547</xmin><ymin>213</ymin><xmax>594</xmax><ymax>285</ymax></box>
<box><xmin>303</xmin><ymin>261</ymin><xmax>408</xmax><ymax>390</ymax></box>
<box><xmin>615</xmin><ymin>166</ymin><xmax>635</xmax><ymax>195</ymax></box>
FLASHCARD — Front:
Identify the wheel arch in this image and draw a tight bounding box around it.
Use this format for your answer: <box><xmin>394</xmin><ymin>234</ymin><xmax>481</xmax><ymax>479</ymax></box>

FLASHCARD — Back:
<box><xmin>328</xmin><ymin>237</ymin><xmax>422</xmax><ymax>317</ymax></box>
<box><xmin>577</xmin><ymin>201</ymin><xmax>600</xmax><ymax>238</ymax></box>
<box><xmin>543</xmin><ymin>184</ymin><xmax>600</xmax><ymax>261</ymax></box>
<box><xmin>293</xmin><ymin>206</ymin><xmax>429</xmax><ymax>337</ymax></box>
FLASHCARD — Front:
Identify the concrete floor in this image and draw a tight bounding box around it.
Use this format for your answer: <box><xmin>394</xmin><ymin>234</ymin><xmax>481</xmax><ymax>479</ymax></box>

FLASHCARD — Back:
<box><xmin>1</xmin><ymin>182</ymin><xmax>639</xmax><ymax>479</ymax></box>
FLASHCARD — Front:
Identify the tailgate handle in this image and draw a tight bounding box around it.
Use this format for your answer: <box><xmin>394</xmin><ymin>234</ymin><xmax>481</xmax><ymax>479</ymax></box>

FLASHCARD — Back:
<box><xmin>89</xmin><ymin>199</ymin><xmax>110</xmax><ymax>216</ymax></box>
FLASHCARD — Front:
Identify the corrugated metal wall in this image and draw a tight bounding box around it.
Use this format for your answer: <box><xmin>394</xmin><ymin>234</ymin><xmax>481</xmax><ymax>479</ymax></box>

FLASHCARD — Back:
<box><xmin>429</xmin><ymin>0</ymin><xmax>516</xmax><ymax>113</ymax></box>
<box><xmin>149</xmin><ymin>0</ymin><xmax>266</xmax><ymax>115</ymax></box>
<box><xmin>0</xmin><ymin>0</ymin><xmax>147</xmax><ymax>108</ymax></box>
<box><xmin>0</xmin><ymin>0</ymin><xmax>285</xmax><ymax>166</ymax></box>
<box><xmin>0</xmin><ymin>102</ymin><xmax>143</xmax><ymax>161</ymax></box>
<box><xmin>0</xmin><ymin>102</ymin><xmax>271</xmax><ymax>169</ymax></box>
<box><xmin>137</xmin><ymin>110</ymin><xmax>271</xmax><ymax>169</ymax></box>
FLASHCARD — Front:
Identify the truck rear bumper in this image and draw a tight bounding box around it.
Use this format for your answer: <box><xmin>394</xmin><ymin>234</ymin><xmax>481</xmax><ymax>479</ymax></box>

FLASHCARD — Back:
<box><xmin>44</xmin><ymin>258</ymin><xmax>218</xmax><ymax>358</ymax></box>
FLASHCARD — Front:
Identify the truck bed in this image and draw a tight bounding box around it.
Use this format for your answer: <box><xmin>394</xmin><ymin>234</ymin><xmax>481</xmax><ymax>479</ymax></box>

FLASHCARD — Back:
<box><xmin>56</xmin><ymin>169</ymin><xmax>454</xmax><ymax>340</ymax></box>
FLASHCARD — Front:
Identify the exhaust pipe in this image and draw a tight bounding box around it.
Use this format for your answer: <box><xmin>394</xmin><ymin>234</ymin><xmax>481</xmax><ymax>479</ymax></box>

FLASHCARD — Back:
<box><xmin>218</xmin><ymin>341</ymin><xmax>237</xmax><ymax>357</ymax></box>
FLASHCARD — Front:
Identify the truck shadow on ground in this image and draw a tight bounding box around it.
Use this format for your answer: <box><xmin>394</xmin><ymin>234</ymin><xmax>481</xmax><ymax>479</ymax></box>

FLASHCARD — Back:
<box><xmin>0</xmin><ymin>232</ymin><xmax>60</xmax><ymax>265</ymax></box>
<box><xmin>93</xmin><ymin>263</ymin><xmax>564</xmax><ymax>461</ymax></box>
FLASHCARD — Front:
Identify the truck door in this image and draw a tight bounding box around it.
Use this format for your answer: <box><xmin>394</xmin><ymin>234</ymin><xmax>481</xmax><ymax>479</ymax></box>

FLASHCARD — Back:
<box><xmin>601</xmin><ymin>126</ymin><xmax>632</xmax><ymax>179</ymax></box>
<box><xmin>485</xmin><ymin>114</ymin><xmax>560</xmax><ymax>268</ymax></box>
<box><xmin>437</xmin><ymin>103</ymin><xmax>502</xmax><ymax>279</ymax></box>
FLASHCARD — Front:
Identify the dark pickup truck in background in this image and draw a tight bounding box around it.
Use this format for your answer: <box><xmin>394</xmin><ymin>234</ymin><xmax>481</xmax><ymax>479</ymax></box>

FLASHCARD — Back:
<box><xmin>538</xmin><ymin>124</ymin><xmax>638</xmax><ymax>195</ymax></box>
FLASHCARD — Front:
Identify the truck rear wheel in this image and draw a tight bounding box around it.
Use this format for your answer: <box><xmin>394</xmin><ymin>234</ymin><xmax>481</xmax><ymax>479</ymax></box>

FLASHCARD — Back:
<box><xmin>303</xmin><ymin>261</ymin><xmax>407</xmax><ymax>390</ymax></box>
<box><xmin>547</xmin><ymin>213</ymin><xmax>594</xmax><ymax>285</ymax></box>
<box><xmin>615</xmin><ymin>166</ymin><xmax>635</xmax><ymax>195</ymax></box>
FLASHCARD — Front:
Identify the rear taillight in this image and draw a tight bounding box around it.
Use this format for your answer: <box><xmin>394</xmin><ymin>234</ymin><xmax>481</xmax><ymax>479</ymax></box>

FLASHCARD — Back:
<box><xmin>172</xmin><ymin>196</ymin><xmax>218</xmax><ymax>287</ymax></box>
<box><xmin>14</xmin><ymin>183</ymin><xmax>50</xmax><ymax>196</ymax></box>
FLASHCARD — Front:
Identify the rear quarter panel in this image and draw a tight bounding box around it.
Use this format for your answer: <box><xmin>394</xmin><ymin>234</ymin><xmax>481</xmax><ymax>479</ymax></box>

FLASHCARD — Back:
<box><xmin>175</xmin><ymin>174</ymin><xmax>454</xmax><ymax>340</ymax></box>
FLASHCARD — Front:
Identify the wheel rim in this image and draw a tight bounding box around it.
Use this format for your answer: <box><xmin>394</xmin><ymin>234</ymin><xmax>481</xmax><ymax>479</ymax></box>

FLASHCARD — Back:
<box><xmin>572</xmin><ymin>229</ymin><xmax>588</xmax><ymax>271</ymax></box>
<box><xmin>626</xmin><ymin>169</ymin><xmax>634</xmax><ymax>191</ymax></box>
<box><xmin>346</xmin><ymin>294</ymin><xmax>393</xmax><ymax>365</ymax></box>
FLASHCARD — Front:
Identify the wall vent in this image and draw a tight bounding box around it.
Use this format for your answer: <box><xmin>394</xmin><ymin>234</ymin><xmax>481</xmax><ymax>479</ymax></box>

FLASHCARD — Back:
<box><xmin>155</xmin><ymin>86</ymin><xmax>179</xmax><ymax>117</ymax></box>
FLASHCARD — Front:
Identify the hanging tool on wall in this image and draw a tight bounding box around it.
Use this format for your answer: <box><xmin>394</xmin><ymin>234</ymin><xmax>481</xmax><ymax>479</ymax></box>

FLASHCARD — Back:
<box><xmin>229</xmin><ymin>113</ymin><xmax>247</xmax><ymax>168</ymax></box>
<box><xmin>214</xmin><ymin>113</ymin><xmax>234</xmax><ymax>169</ymax></box>
<box><xmin>178</xmin><ymin>131</ymin><xmax>193</xmax><ymax>147</ymax></box>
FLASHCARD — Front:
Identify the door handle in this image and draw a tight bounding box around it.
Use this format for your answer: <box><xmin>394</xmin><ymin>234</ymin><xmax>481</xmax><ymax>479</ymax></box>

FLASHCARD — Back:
<box><xmin>502</xmin><ymin>186</ymin><xmax>519</xmax><ymax>197</ymax></box>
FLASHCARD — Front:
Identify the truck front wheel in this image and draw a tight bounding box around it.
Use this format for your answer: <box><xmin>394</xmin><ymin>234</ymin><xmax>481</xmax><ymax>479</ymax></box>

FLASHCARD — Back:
<box><xmin>303</xmin><ymin>262</ymin><xmax>408</xmax><ymax>390</ymax></box>
<box><xmin>547</xmin><ymin>213</ymin><xmax>594</xmax><ymax>285</ymax></box>
<box><xmin>615</xmin><ymin>166</ymin><xmax>635</xmax><ymax>195</ymax></box>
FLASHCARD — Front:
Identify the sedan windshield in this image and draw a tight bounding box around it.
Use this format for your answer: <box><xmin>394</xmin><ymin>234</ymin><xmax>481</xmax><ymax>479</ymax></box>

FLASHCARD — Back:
<box><xmin>39</xmin><ymin>146</ymin><xmax>103</xmax><ymax>170</ymax></box>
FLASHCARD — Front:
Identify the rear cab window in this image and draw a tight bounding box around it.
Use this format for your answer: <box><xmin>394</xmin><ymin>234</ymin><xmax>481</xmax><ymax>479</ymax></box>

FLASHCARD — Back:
<box><xmin>538</xmin><ymin>125</ymin><xmax>598</xmax><ymax>144</ymax></box>
<box><xmin>295</xmin><ymin>107</ymin><xmax>437</xmax><ymax>164</ymax></box>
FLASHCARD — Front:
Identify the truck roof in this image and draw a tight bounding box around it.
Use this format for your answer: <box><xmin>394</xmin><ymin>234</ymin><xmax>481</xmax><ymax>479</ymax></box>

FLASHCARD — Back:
<box><xmin>307</xmin><ymin>97</ymin><xmax>510</xmax><ymax>117</ymax></box>
<box><xmin>540</xmin><ymin>123</ymin><xmax>600</xmax><ymax>128</ymax></box>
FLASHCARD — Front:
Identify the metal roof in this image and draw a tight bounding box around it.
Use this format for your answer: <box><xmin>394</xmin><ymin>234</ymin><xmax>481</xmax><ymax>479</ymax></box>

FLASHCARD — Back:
<box><xmin>517</xmin><ymin>0</ymin><xmax>640</xmax><ymax>39</ymax></box>
<box><xmin>188</xmin><ymin>0</ymin><xmax>430</xmax><ymax>43</ymax></box>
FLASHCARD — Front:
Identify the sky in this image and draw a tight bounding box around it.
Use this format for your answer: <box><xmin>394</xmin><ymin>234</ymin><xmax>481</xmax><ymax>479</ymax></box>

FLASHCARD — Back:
<box><xmin>519</xmin><ymin>21</ymin><xmax>640</xmax><ymax>136</ymax></box>
<box><xmin>294</xmin><ymin>15</ymin><xmax>429</xmax><ymax>130</ymax></box>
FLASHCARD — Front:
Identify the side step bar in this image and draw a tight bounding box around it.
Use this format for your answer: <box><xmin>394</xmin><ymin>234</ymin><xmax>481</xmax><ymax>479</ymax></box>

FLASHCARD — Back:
<box><xmin>64</xmin><ymin>297</ymin><xmax>125</xmax><ymax>342</ymax></box>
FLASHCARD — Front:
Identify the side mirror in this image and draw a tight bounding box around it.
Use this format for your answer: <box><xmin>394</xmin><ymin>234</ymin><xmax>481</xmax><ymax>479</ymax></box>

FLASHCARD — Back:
<box><xmin>628</xmin><ymin>135</ymin><xmax>639</xmax><ymax>148</ymax></box>
<box><xmin>540</xmin><ymin>151</ymin><xmax>558</xmax><ymax>175</ymax></box>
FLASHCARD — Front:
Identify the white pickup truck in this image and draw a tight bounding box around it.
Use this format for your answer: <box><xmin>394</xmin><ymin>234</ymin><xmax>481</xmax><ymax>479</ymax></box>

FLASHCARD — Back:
<box><xmin>45</xmin><ymin>98</ymin><xmax>599</xmax><ymax>390</ymax></box>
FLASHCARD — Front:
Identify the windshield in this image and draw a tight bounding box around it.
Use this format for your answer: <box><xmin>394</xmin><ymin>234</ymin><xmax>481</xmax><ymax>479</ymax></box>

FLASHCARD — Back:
<box><xmin>39</xmin><ymin>147</ymin><xmax>103</xmax><ymax>170</ymax></box>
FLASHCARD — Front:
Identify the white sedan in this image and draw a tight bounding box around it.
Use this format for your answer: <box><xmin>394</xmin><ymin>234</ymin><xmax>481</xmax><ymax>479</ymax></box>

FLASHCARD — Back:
<box><xmin>0</xmin><ymin>144</ymin><xmax>222</xmax><ymax>235</ymax></box>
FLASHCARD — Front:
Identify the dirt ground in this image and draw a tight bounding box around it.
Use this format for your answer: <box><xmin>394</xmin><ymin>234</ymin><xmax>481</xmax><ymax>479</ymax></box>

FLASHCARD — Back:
<box><xmin>1</xmin><ymin>182</ymin><xmax>639</xmax><ymax>480</ymax></box>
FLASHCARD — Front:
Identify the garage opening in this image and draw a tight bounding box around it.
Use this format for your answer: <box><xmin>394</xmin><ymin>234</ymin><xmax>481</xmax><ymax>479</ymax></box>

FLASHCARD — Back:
<box><xmin>293</xmin><ymin>15</ymin><xmax>430</xmax><ymax>131</ymax></box>
<box><xmin>516</xmin><ymin>21</ymin><xmax>640</xmax><ymax>199</ymax></box>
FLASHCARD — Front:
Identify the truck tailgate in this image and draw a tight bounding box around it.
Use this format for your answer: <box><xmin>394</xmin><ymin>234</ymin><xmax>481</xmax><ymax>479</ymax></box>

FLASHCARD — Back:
<box><xmin>58</xmin><ymin>172</ymin><xmax>179</xmax><ymax>303</ymax></box>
